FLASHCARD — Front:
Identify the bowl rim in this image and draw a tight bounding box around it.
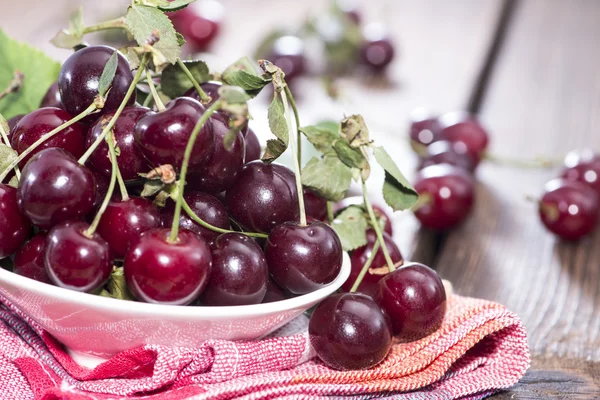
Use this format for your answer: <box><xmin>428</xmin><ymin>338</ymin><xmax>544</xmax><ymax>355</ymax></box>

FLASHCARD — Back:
<box><xmin>0</xmin><ymin>252</ymin><xmax>351</xmax><ymax>318</ymax></box>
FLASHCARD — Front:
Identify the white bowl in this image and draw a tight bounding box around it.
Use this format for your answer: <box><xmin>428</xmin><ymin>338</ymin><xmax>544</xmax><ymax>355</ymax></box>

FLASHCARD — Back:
<box><xmin>0</xmin><ymin>252</ymin><xmax>350</xmax><ymax>359</ymax></box>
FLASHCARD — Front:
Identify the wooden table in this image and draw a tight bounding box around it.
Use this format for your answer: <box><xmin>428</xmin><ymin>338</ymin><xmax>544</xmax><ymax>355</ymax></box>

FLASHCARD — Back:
<box><xmin>3</xmin><ymin>0</ymin><xmax>600</xmax><ymax>398</ymax></box>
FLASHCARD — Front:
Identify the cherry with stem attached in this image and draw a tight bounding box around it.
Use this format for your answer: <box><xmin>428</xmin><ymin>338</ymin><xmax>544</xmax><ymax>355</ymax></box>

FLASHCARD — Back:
<box><xmin>177</xmin><ymin>58</ymin><xmax>210</xmax><ymax>104</ymax></box>
<box><xmin>361</xmin><ymin>179</ymin><xmax>396</xmax><ymax>272</ymax></box>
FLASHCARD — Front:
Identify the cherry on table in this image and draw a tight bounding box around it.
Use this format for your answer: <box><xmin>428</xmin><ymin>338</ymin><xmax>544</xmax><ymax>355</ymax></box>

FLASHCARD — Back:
<box><xmin>360</xmin><ymin>23</ymin><xmax>396</xmax><ymax>72</ymax></box>
<box><xmin>309</xmin><ymin>292</ymin><xmax>392</xmax><ymax>370</ymax></box>
<box><xmin>45</xmin><ymin>220</ymin><xmax>112</xmax><ymax>293</ymax></box>
<box><xmin>39</xmin><ymin>81</ymin><xmax>62</xmax><ymax>109</ymax></box>
<box><xmin>561</xmin><ymin>149</ymin><xmax>600</xmax><ymax>197</ymax></box>
<box><xmin>244</xmin><ymin>126</ymin><xmax>261</xmax><ymax>162</ymax></box>
<box><xmin>0</xmin><ymin>183</ymin><xmax>31</xmax><ymax>259</ymax></box>
<box><xmin>418</xmin><ymin>140</ymin><xmax>477</xmax><ymax>173</ymax></box>
<box><xmin>303</xmin><ymin>187</ymin><xmax>328</xmax><ymax>221</ymax></box>
<box><xmin>375</xmin><ymin>262</ymin><xmax>447</xmax><ymax>341</ymax></box>
<box><xmin>409</xmin><ymin>108</ymin><xmax>441</xmax><ymax>150</ymax></box>
<box><xmin>437</xmin><ymin>111</ymin><xmax>489</xmax><ymax>164</ymax></box>
<box><xmin>124</xmin><ymin>228</ymin><xmax>212</xmax><ymax>305</ymax></box>
<box><xmin>265</xmin><ymin>221</ymin><xmax>343</xmax><ymax>295</ymax></box>
<box><xmin>539</xmin><ymin>178</ymin><xmax>598</xmax><ymax>241</ymax></box>
<box><xmin>18</xmin><ymin>148</ymin><xmax>96</xmax><ymax>230</ymax></box>
<box><xmin>200</xmin><ymin>233</ymin><xmax>268</xmax><ymax>306</ymax></box>
<box><xmin>14</xmin><ymin>233</ymin><xmax>50</xmax><ymax>284</ymax></box>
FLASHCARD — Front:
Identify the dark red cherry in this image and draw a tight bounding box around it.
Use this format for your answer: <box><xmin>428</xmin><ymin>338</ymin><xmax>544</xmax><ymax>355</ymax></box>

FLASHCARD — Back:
<box><xmin>413</xmin><ymin>165</ymin><xmax>475</xmax><ymax>230</ymax></box>
<box><xmin>244</xmin><ymin>127</ymin><xmax>261</xmax><ymax>162</ymax></box>
<box><xmin>86</xmin><ymin>106</ymin><xmax>151</xmax><ymax>181</ymax></box>
<box><xmin>13</xmin><ymin>233</ymin><xmax>50</xmax><ymax>284</ymax></box>
<box><xmin>45</xmin><ymin>220</ymin><xmax>112</xmax><ymax>293</ymax></box>
<box><xmin>265</xmin><ymin>221</ymin><xmax>343</xmax><ymax>295</ymax></box>
<box><xmin>267</xmin><ymin>36</ymin><xmax>306</xmax><ymax>82</ymax></box>
<box><xmin>7</xmin><ymin>114</ymin><xmax>24</xmax><ymax>141</ymax></box>
<box><xmin>225</xmin><ymin>161</ymin><xmax>299</xmax><ymax>233</ymax></box>
<box><xmin>39</xmin><ymin>81</ymin><xmax>62</xmax><ymax>108</ymax></box>
<box><xmin>375</xmin><ymin>262</ymin><xmax>447</xmax><ymax>340</ymax></box>
<box><xmin>134</xmin><ymin>97</ymin><xmax>215</xmax><ymax>172</ymax></box>
<box><xmin>169</xmin><ymin>0</ymin><xmax>223</xmax><ymax>51</ymax></box>
<box><xmin>91</xmin><ymin>169</ymin><xmax>110</xmax><ymax>210</ymax></box>
<box><xmin>96</xmin><ymin>197</ymin><xmax>161</xmax><ymax>259</ymax></box>
<box><xmin>184</xmin><ymin>81</ymin><xmax>222</xmax><ymax>106</ymax></box>
<box><xmin>161</xmin><ymin>191</ymin><xmax>230</xmax><ymax>244</ymax></box>
<box><xmin>124</xmin><ymin>228</ymin><xmax>212</xmax><ymax>305</ymax></box>
<box><xmin>0</xmin><ymin>184</ymin><xmax>31</xmax><ymax>258</ymax></box>
<box><xmin>342</xmin><ymin>229</ymin><xmax>402</xmax><ymax>296</ymax></box>
<box><xmin>11</xmin><ymin>107</ymin><xmax>85</xmax><ymax>167</ymax></box>
<box><xmin>200</xmin><ymin>233</ymin><xmax>268</xmax><ymax>306</ymax></box>
<box><xmin>58</xmin><ymin>46</ymin><xmax>135</xmax><ymax>119</ymax></box>
<box><xmin>409</xmin><ymin>109</ymin><xmax>441</xmax><ymax>149</ymax></box>
<box><xmin>539</xmin><ymin>178</ymin><xmax>598</xmax><ymax>241</ymax></box>
<box><xmin>418</xmin><ymin>140</ymin><xmax>476</xmax><ymax>172</ymax></box>
<box><xmin>262</xmin><ymin>278</ymin><xmax>287</xmax><ymax>303</ymax></box>
<box><xmin>303</xmin><ymin>187</ymin><xmax>328</xmax><ymax>221</ymax></box>
<box><xmin>360</xmin><ymin>24</ymin><xmax>395</xmax><ymax>71</ymax></box>
<box><xmin>561</xmin><ymin>150</ymin><xmax>600</xmax><ymax>197</ymax></box>
<box><xmin>438</xmin><ymin>112</ymin><xmax>489</xmax><ymax>164</ymax></box>
<box><xmin>187</xmin><ymin>115</ymin><xmax>246</xmax><ymax>193</ymax></box>
<box><xmin>309</xmin><ymin>292</ymin><xmax>392</xmax><ymax>370</ymax></box>
<box><xmin>18</xmin><ymin>148</ymin><xmax>96</xmax><ymax>230</ymax></box>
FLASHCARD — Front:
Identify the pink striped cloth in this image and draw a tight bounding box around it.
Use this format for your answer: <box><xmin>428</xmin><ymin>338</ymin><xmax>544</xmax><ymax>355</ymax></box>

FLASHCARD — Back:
<box><xmin>0</xmin><ymin>292</ymin><xmax>529</xmax><ymax>400</ymax></box>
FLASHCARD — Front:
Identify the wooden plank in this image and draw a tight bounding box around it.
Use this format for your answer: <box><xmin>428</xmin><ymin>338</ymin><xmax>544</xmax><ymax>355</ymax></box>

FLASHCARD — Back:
<box><xmin>432</xmin><ymin>0</ymin><xmax>600</xmax><ymax>397</ymax></box>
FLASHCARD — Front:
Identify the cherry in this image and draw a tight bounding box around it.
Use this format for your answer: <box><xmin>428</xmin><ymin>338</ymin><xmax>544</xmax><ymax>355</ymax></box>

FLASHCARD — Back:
<box><xmin>13</xmin><ymin>233</ymin><xmax>51</xmax><ymax>284</ymax></box>
<box><xmin>561</xmin><ymin>149</ymin><xmax>600</xmax><ymax>197</ymax></box>
<box><xmin>0</xmin><ymin>184</ymin><xmax>31</xmax><ymax>259</ymax></box>
<box><xmin>96</xmin><ymin>197</ymin><xmax>161</xmax><ymax>259</ymax></box>
<box><xmin>184</xmin><ymin>81</ymin><xmax>222</xmax><ymax>106</ymax></box>
<box><xmin>267</xmin><ymin>36</ymin><xmax>306</xmax><ymax>82</ymax></box>
<box><xmin>539</xmin><ymin>178</ymin><xmax>598</xmax><ymax>241</ymax></box>
<box><xmin>409</xmin><ymin>109</ymin><xmax>441</xmax><ymax>149</ymax></box>
<box><xmin>11</xmin><ymin>107</ymin><xmax>85</xmax><ymax>167</ymax></box>
<box><xmin>309</xmin><ymin>292</ymin><xmax>392</xmax><ymax>370</ymax></box>
<box><xmin>45</xmin><ymin>220</ymin><xmax>112</xmax><ymax>293</ymax></box>
<box><xmin>134</xmin><ymin>97</ymin><xmax>215</xmax><ymax>172</ymax></box>
<box><xmin>265</xmin><ymin>221</ymin><xmax>343</xmax><ymax>295</ymax></box>
<box><xmin>360</xmin><ymin>24</ymin><xmax>395</xmax><ymax>72</ymax></box>
<box><xmin>161</xmin><ymin>191</ymin><xmax>230</xmax><ymax>244</ymax></box>
<box><xmin>303</xmin><ymin>187</ymin><xmax>328</xmax><ymax>221</ymax></box>
<box><xmin>58</xmin><ymin>46</ymin><xmax>135</xmax><ymax>119</ymax></box>
<box><xmin>7</xmin><ymin>114</ymin><xmax>24</xmax><ymax>141</ymax></box>
<box><xmin>341</xmin><ymin>229</ymin><xmax>403</xmax><ymax>296</ymax></box>
<box><xmin>225</xmin><ymin>161</ymin><xmax>299</xmax><ymax>233</ymax></box>
<box><xmin>39</xmin><ymin>81</ymin><xmax>62</xmax><ymax>108</ymax></box>
<box><xmin>334</xmin><ymin>198</ymin><xmax>393</xmax><ymax>235</ymax></box>
<box><xmin>413</xmin><ymin>164</ymin><xmax>475</xmax><ymax>230</ymax></box>
<box><xmin>418</xmin><ymin>140</ymin><xmax>476</xmax><ymax>172</ymax></box>
<box><xmin>91</xmin><ymin>169</ymin><xmax>110</xmax><ymax>210</ymax></box>
<box><xmin>187</xmin><ymin>114</ymin><xmax>246</xmax><ymax>193</ymax></box>
<box><xmin>244</xmin><ymin>126</ymin><xmax>261</xmax><ymax>162</ymax></box>
<box><xmin>437</xmin><ymin>112</ymin><xmax>489</xmax><ymax>164</ymax></box>
<box><xmin>86</xmin><ymin>106</ymin><xmax>150</xmax><ymax>181</ymax></box>
<box><xmin>262</xmin><ymin>278</ymin><xmax>287</xmax><ymax>303</ymax></box>
<box><xmin>375</xmin><ymin>262</ymin><xmax>447</xmax><ymax>341</ymax></box>
<box><xmin>169</xmin><ymin>0</ymin><xmax>223</xmax><ymax>51</ymax></box>
<box><xmin>18</xmin><ymin>148</ymin><xmax>96</xmax><ymax>230</ymax></box>
<box><xmin>124</xmin><ymin>228</ymin><xmax>212</xmax><ymax>305</ymax></box>
<box><xmin>200</xmin><ymin>233</ymin><xmax>268</xmax><ymax>306</ymax></box>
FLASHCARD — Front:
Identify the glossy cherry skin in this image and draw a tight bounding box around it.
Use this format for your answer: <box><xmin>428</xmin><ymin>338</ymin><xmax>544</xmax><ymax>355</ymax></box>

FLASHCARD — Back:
<box><xmin>13</xmin><ymin>233</ymin><xmax>51</xmax><ymax>284</ymax></box>
<box><xmin>86</xmin><ymin>106</ymin><xmax>150</xmax><ymax>181</ymax></box>
<box><xmin>184</xmin><ymin>81</ymin><xmax>222</xmax><ymax>107</ymax></box>
<box><xmin>18</xmin><ymin>148</ymin><xmax>96</xmax><ymax>230</ymax></box>
<box><xmin>303</xmin><ymin>187</ymin><xmax>328</xmax><ymax>221</ymax></box>
<box><xmin>265</xmin><ymin>221</ymin><xmax>343</xmax><ymax>295</ymax></box>
<box><xmin>187</xmin><ymin>115</ymin><xmax>246</xmax><ymax>193</ymax></box>
<box><xmin>91</xmin><ymin>169</ymin><xmax>110</xmax><ymax>210</ymax></box>
<box><xmin>170</xmin><ymin>0</ymin><xmax>223</xmax><ymax>51</ymax></box>
<box><xmin>124</xmin><ymin>228</ymin><xmax>212</xmax><ymax>305</ymax></box>
<box><xmin>375</xmin><ymin>262</ymin><xmax>446</xmax><ymax>340</ymax></box>
<box><xmin>262</xmin><ymin>278</ymin><xmax>287</xmax><ymax>303</ymax></box>
<box><xmin>360</xmin><ymin>39</ymin><xmax>395</xmax><ymax>71</ymax></box>
<box><xmin>418</xmin><ymin>140</ymin><xmax>476</xmax><ymax>172</ymax></box>
<box><xmin>309</xmin><ymin>292</ymin><xmax>392</xmax><ymax>370</ymax></box>
<box><xmin>39</xmin><ymin>81</ymin><xmax>62</xmax><ymax>108</ymax></box>
<box><xmin>409</xmin><ymin>109</ymin><xmax>441</xmax><ymax>149</ymax></box>
<box><xmin>200</xmin><ymin>233</ymin><xmax>268</xmax><ymax>306</ymax></box>
<box><xmin>7</xmin><ymin>114</ymin><xmax>24</xmax><ymax>140</ymax></box>
<box><xmin>561</xmin><ymin>150</ymin><xmax>600</xmax><ymax>197</ymax></box>
<box><xmin>244</xmin><ymin>127</ymin><xmax>261</xmax><ymax>162</ymax></box>
<box><xmin>0</xmin><ymin>184</ymin><xmax>31</xmax><ymax>259</ymax></box>
<box><xmin>225</xmin><ymin>161</ymin><xmax>299</xmax><ymax>233</ymax></box>
<box><xmin>413</xmin><ymin>165</ymin><xmax>475</xmax><ymax>230</ymax></box>
<box><xmin>58</xmin><ymin>46</ymin><xmax>135</xmax><ymax>119</ymax></box>
<box><xmin>438</xmin><ymin>112</ymin><xmax>489</xmax><ymax>164</ymax></box>
<box><xmin>11</xmin><ymin>107</ymin><xmax>85</xmax><ymax>167</ymax></box>
<box><xmin>539</xmin><ymin>178</ymin><xmax>599</xmax><ymax>241</ymax></box>
<box><xmin>267</xmin><ymin>35</ymin><xmax>306</xmax><ymax>82</ymax></box>
<box><xmin>45</xmin><ymin>220</ymin><xmax>112</xmax><ymax>293</ymax></box>
<box><xmin>161</xmin><ymin>191</ymin><xmax>230</xmax><ymax>243</ymax></box>
<box><xmin>341</xmin><ymin>230</ymin><xmax>403</xmax><ymax>296</ymax></box>
<box><xmin>134</xmin><ymin>97</ymin><xmax>215</xmax><ymax>172</ymax></box>
<box><xmin>96</xmin><ymin>197</ymin><xmax>161</xmax><ymax>259</ymax></box>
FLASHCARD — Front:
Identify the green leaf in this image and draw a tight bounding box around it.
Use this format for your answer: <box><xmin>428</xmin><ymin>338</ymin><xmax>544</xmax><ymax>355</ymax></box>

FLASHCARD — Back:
<box><xmin>222</xmin><ymin>57</ymin><xmax>270</xmax><ymax>97</ymax></box>
<box><xmin>331</xmin><ymin>205</ymin><xmax>368</xmax><ymax>251</ymax></box>
<box><xmin>160</xmin><ymin>60</ymin><xmax>210</xmax><ymax>98</ymax></box>
<box><xmin>69</xmin><ymin>6</ymin><xmax>85</xmax><ymax>36</ymax></box>
<box><xmin>157</xmin><ymin>0</ymin><xmax>196</xmax><ymax>11</ymax></box>
<box><xmin>372</xmin><ymin>146</ymin><xmax>419</xmax><ymax>211</ymax></box>
<box><xmin>299</xmin><ymin>123</ymin><xmax>339</xmax><ymax>154</ymax></box>
<box><xmin>0</xmin><ymin>29</ymin><xmax>61</xmax><ymax>119</ymax></box>
<box><xmin>50</xmin><ymin>7</ymin><xmax>85</xmax><ymax>49</ymax></box>
<box><xmin>261</xmin><ymin>95</ymin><xmax>288</xmax><ymax>163</ymax></box>
<box><xmin>140</xmin><ymin>179</ymin><xmax>164</xmax><ymax>197</ymax></box>
<box><xmin>301</xmin><ymin>155</ymin><xmax>352</xmax><ymax>201</ymax></box>
<box><xmin>97</xmin><ymin>51</ymin><xmax>119</xmax><ymax>98</ymax></box>
<box><xmin>218</xmin><ymin>85</ymin><xmax>251</xmax><ymax>104</ymax></box>
<box><xmin>7</xmin><ymin>175</ymin><xmax>18</xmax><ymax>188</ymax></box>
<box><xmin>99</xmin><ymin>267</ymin><xmax>134</xmax><ymax>301</ymax></box>
<box><xmin>0</xmin><ymin>144</ymin><xmax>18</xmax><ymax>175</ymax></box>
<box><xmin>0</xmin><ymin>113</ymin><xmax>10</xmax><ymax>138</ymax></box>
<box><xmin>176</xmin><ymin>32</ymin><xmax>186</xmax><ymax>47</ymax></box>
<box><xmin>126</xmin><ymin>5</ymin><xmax>181</xmax><ymax>66</ymax></box>
<box><xmin>333</xmin><ymin>139</ymin><xmax>369</xmax><ymax>170</ymax></box>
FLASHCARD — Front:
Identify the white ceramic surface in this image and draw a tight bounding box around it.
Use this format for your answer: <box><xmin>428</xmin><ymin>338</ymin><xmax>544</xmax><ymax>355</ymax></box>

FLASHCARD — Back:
<box><xmin>0</xmin><ymin>252</ymin><xmax>350</xmax><ymax>358</ymax></box>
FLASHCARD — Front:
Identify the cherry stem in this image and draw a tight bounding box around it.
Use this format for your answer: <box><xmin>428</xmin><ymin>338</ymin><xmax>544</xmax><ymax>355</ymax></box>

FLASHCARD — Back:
<box><xmin>361</xmin><ymin>179</ymin><xmax>395</xmax><ymax>272</ymax></box>
<box><xmin>0</xmin><ymin>122</ymin><xmax>21</xmax><ymax>181</ymax></box>
<box><xmin>182</xmin><ymin>200</ymin><xmax>268</xmax><ymax>239</ymax></box>
<box><xmin>169</xmin><ymin>100</ymin><xmax>222</xmax><ymax>243</ymax></box>
<box><xmin>484</xmin><ymin>151</ymin><xmax>561</xmax><ymax>168</ymax></box>
<box><xmin>145</xmin><ymin>69</ymin><xmax>165</xmax><ymax>112</ymax></box>
<box><xmin>280</xmin><ymin>88</ymin><xmax>307</xmax><ymax>226</ymax></box>
<box><xmin>349</xmin><ymin>240</ymin><xmax>381</xmax><ymax>293</ymax></box>
<box><xmin>82</xmin><ymin>17</ymin><xmax>128</xmax><ymax>35</ymax></box>
<box><xmin>176</xmin><ymin>59</ymin><xmax>210</xmax><ymax>104</ymax></box>
<box><xmin>284</xmin><ymin>85</ymin><xmax>301</xmax><ymax>166</ymax></box>
<box><xmin>0</xmin><ymin>103</ymin><xmax>97</xmax><ymax>183</ymax></box>
<box><xmin>79</xmin><ymin>53</ymin><xmax>149</xmax><ymax>165</ymax></box>
<box><xmin>0</xmin><ymin>71</ymin><xmax>24</xmax><ymax>101</ymax></box>
<box><xmin>107</xmin><ymin>128</ymin><xmax>129</xmax><ymax>202</ymax></box>
<box><xmin>326</xmin><ymin>201</ymin><xmax>334</xmax><ymax>223</ymax></box>
<box><xmin>85</xmin><ymin>131</ymin><xmax>118</xmax><ymax>237</ymax></box>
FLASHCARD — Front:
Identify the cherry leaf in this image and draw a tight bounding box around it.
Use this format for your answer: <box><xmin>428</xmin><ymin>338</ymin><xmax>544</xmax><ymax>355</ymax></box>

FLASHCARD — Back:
<box><xmin>157</xmin><ymin>0</ymin><xmax>196</xmax><ymax>11</ymax></box>
<box><xmin>99</xmin><ymin>267</ymin><xmax>134</xmax><ymax>301</ymax></box>
<box><xmin>222</xmin><ymin>57</ymin><xmax>270</xmax><ymax>97</ymax></box>
<box><xmin>341</xmin><ymin>114</ymin><xmax>370</xmax><ymax>147</ymax></box>
<box><xmin>333</xmin><ymin>139</ymin><xmax>369</xmax><ymax>170</ymax></box>
<box><xmin>301</xmin><ymin>155</ymin><xmax>352</xmax><ymax>201</ymax></box>
<box><xmin>160</xmin><ymin>60</ymin><xmax>210</xmax><ymax>98</ymax></box>
<box><xmin>261</xmin><ymin>95</ymin><xmax>288</xmax><ymax>163</ymax></box>
<box><xmin>97</xmin><ymin>51</ymin><xmax>119</xmax><ymax>98</ymax></box>
<box><xmin>331</xmin><ymin>205</ymin><xmax>368</xmax><ymax>251</ymax></box>
<box><xmin>299</xmin><ymin>122</ymin><xmax>339</xmax><ymax>154</ymax></box>
<box><xmin>140</xmin><ymin>179</ymin><xmax>164</xmax><ymax>197</ymax></box>
<box><xmin>50</xmin><ymin>7</ymin><xmax>85</xmax><ymax>49</ymax></box>
<box><xmin>7</xmin><ymin>175</ymin><xmax>18</xmax><ymax>188</ymax></box>
<box><xmin>0</xmin><ymin>144</ymin><xmax>18</xmax><ymax>176</ymax></box>
<box><xmin>0</xmin><ymin>114</ymin><xmax>10</xmax><ymax>138</ymax></box>
<box><xmin>372</xmin><ymin>146</ymin><xmax>418</xmax><ymax>211</ymax></box>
